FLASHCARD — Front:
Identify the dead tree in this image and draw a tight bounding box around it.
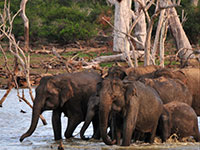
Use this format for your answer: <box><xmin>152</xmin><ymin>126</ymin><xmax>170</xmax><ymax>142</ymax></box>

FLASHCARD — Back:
<box><xmin>167</xmin><ymin>0</ymin><xmax>195</xmax><ymax>64</ymax></box>
<box><xmin>107</xmin><ymin>0</ymin><xmax>134</xmax><ymax>67</ymax></box>
<box><xmin>20</xmin><ymin>0</ymin><xmax>29</xmax><ymax>52</ymax></box>
<box><xmin>0</xmin><ymin>0</ymin><xmax>47</xmax><ymax>125</ymax></box>
<box><xmin>106</xmin><ymin>0</ymin><xmax>199</xmax><ymax>67</ymax></box>
<box><xmin>134</xmin><ymin>0</ymin><xmax>147</xmax><ymax>50</ymax></box>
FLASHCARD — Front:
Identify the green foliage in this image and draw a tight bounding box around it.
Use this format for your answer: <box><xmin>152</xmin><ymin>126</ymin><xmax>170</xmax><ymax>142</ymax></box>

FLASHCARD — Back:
<box><xmin>177</xmin><ymin>1</ymin><xmax>200</xmax><ymax>44</ymax></box>
<box><xmin>1</xmin><ymin>0</ymin><xmax>199</xmax><ymax>45</ymax></box>
<box><xmin>100</xmin><ymin>62</ymin><xmax>114</xmax><ymax>67</ymax></box>
<box><xmin>0</xmin><ymin>0</ymin><xmax>110</xmax><ymax>44</ymax></box>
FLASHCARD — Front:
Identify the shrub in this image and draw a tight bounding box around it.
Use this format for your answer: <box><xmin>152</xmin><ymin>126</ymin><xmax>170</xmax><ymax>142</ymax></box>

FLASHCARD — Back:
<box><xmin>177</xmin><ymin>1</ymin><xmax>200</xmax><ymax>44</ymax></box>
<box><xmin>0</xmin><ymin>0</ymin><xmax>110</xmax><ymax>44</ymax></box>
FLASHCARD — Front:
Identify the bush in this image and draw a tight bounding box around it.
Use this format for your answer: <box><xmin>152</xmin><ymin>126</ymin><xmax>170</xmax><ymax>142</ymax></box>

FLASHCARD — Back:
<box><xmin>177</xmin><ymin>1</ymin><xmax>200</xmax><ymax>44</ymax></box>
<box><xmin>0</xmin><ymin>0</ymin><xmax>110</xmax><ymax>44</ymax></box>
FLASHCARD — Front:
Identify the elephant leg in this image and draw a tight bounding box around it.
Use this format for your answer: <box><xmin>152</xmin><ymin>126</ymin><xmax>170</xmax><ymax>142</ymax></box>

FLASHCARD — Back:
<box><xmin>115</xmin><ymin>116</ymin><xmax>123</xmax><ymax>145</ymax></box>
<box><xmin>52</xmin><ymin>109</ymin><xmax>62</xmax><ymax>140</ymax></box>
<box><xmin>64</xmin><ymin>117</ymin><xmax>82</xmax><ymax>139</ymax></box>
<box><xmin>193</xmin><ymin>120</ymin><xmax>200</xmax><ymax>142</ymax></box>
<box><xmin>91</xmin><ymin>115</ymin><xmax>100</xmax><ymax>139</ymax></box>
<box><xmin>145</xmin><ymin>121</ymin><xmax>158</xmax><ymax>143</ymax></box>
<box><xmin>116</xmin><ymin>127</ymin><xmax>121</xmax><ymax>145</ymax></box>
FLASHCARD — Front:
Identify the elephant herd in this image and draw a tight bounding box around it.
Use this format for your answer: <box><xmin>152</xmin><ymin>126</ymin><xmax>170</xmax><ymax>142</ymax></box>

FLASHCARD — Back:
<box><xmin>20</xmin><ymin>66</ymin><xmax>200</xmax><ymax>146</ymax></box>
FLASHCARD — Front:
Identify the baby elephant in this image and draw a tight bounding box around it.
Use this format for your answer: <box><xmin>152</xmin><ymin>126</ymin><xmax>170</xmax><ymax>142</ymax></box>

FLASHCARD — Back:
<box><xmin>80</xmin><ymin>95</ymin><xmax>100</xmax><ymax>140</ymax></box>
<box><xmin>157</xmin><ymin>101</ymin><xmax>200</xmax><ymax>142</ymax></box>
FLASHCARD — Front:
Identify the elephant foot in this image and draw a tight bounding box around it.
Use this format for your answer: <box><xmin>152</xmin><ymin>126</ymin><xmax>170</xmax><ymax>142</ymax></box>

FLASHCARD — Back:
<box><xmin>55</xmin><ymin>137</ymin><xmax>62</xmax><ymax>141</ymax></box>
<box><xmin>81</xmin><ymin>136</ymin><xmax>90</xmax><ymax>141</ymax></box>
<box><xmin>92</xmin><ymin>133</ymin><xmax>101</xmax><ymax>140</ymax></box>
<box><xmin>64</xmin><ymin>132</ymin><xmax>73</xmax><ymax>139</ymax></box>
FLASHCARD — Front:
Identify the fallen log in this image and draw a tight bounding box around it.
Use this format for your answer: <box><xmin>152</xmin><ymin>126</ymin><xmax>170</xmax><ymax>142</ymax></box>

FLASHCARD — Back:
<box><xmin>93</xmin><ymin>50</ymin><xmax>144</xmax><ymax>63</ymax></box>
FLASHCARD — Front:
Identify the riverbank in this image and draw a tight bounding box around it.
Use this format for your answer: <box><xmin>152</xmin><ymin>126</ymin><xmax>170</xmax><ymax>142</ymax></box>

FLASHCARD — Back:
<box><xmin>0</xmin><ymin>41</ymin><xmax>199</xmax><ymax>89</ymax></box>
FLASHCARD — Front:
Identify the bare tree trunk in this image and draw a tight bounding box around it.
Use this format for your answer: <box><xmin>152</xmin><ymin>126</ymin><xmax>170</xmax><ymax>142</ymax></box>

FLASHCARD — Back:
<box><xmin>0</xmin><ymin>1</ymin><xmax>47</xmax><ymax>125</ymax></box>
<box><xmin>108</xmin><ymin>0</ymin><xmax>133</xmax><ymax>66</ymax></box>
<box><xmin>159</xmin><ymin>17</ymin><xmax>168</xmax><ymax>67</ymax></box>
<box><xmin>190</xmin><ymin>0</ymin><xmax>198</xmax><ymax>6</ymax></box>
<box><xmin>134</xmin><ymin>0</ymin><xmax>147</xmax><ymax>50</ymax></box>
<box><xmin>20</xmin><ymin>0</ymin><xmax>29</xmax><ymax>52</ymax></box>
<box><xmin>167</xmin><ymin>0</ymin><xmax>194</xmax><ymax>63</ymax></box>
<box><xmin>151</xmin><ymin>0</ymin><xmax>166</xmax><ymax>64</ymax></box>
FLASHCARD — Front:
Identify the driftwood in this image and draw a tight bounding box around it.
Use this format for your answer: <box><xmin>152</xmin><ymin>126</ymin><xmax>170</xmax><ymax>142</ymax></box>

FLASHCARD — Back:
<box><xmin>31</xmin><ymin>46</ymin><xmax>108</xmax><ymax>55</ymax></box>
<box><xmin>93</xmin><ymin>50</ymin><xmax>144</xmax><ymax>63</ymax></box>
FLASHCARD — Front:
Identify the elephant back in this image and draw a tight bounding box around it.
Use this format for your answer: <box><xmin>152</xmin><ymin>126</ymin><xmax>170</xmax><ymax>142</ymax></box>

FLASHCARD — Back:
<box><xmin>140</xmin><ymin>76</ymin><xmax>193</xmax><ymax>106</ymax></box>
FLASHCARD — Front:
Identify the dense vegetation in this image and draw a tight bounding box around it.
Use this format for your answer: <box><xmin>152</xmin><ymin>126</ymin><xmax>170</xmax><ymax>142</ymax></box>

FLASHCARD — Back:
<box><xmin>0</xmin><ymin>0</ymin><xmax>199</xmax><ymax>45</ymax></box>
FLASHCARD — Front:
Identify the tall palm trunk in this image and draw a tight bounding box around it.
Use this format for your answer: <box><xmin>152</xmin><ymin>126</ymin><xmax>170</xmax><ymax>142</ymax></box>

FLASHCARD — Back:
<box><xmin>20</xmin><ymin>104</ymin><xmax>41</xmax><ymax>142</ymax></box>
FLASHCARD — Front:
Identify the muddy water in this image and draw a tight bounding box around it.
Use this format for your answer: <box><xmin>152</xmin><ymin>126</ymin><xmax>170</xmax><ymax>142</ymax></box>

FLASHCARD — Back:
<box><xmin>0</xmin><ymin>89</ymin><xmax>200</xmax><ymax>150</ymax></box>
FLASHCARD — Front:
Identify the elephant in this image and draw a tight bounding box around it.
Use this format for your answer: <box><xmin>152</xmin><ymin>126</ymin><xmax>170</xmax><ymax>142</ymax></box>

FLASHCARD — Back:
<box><xmin>125</xmin><ymin>65</ymin><xmax>161</xmax><ymax>80</ymax></box>
<box><xmin>80</xmin><ymin>94</ymin><xmax>100</xmax><ymax>140</ymax></box>
<box><xmin>20</xmin><ymin>70</ymin><xmax>102</xmax><ymax>142</ymax></box>
<box><xmin>145</xmin><ymin>67</ymin><xmax>200</xmax><ymax>115</ymax></box>
<box><xmin>104</xmin><ymin>65</ymin><xmax>161</xmax><ymax>81</ymax></box>
<box><xmin>157</xmin><ymin>101</ymin><xmax>200</xmax><ymax>142</ymax></box>
<box><xmin>173</xmin><ymin>68</ymin><xmax>200</xmax><ymax>116</ymax></box>
<box><xmin>99</xmin><ymin>78</ymin><xmax>163</xmax><ymax>146</ymax></box>
<box><xmin>79</xmin><ymin>66</ymin><xmax>126</xmax><ymax>140</ymax></box>
<box><xmin>138</xmin><ymin>76</ymin><xmax>193</xmax><ymax>106</ymax></box>
<box><xmin>105</xmin><ymin>66</ymin><xmax>127</xmax><ymax>80</ymax></box>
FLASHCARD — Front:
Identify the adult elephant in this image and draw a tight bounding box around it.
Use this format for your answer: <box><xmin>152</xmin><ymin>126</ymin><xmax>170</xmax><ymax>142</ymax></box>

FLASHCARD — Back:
<box><xmin>80</xmin><ymin>66</ymin><xmax>128</xmax><ymax>140</ymax></box>
<box><xmin>20</xmin><ymin>70</ymin><xmax>102</xmax><ymax>142</ymax></box>
<box><xmin>148</xmin><ymin>67</ymin><xmax>200</xmax><ymax>115</ymax></box>
<box><xmin>99</xmin><ymin>78</ymin><xmax>163</xmax><ymax>146</ymax></box>
<box><xmin>138</xmin><ymin>76</ymin><xmax>193</xmax><ymax>106</ymax></box>
<box><xmin>173</xmin><ymin>68</ymin><xmax>200</xmax><ymax>115</ymax></box>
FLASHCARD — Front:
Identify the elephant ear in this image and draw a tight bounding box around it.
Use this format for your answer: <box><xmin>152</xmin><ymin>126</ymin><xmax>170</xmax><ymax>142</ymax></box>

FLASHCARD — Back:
<box><xmin>60</xmin><ymin>81</ymin><xmax>74</xmax><ymax>107</ymax></box>
<box><xmin>125</xmin><ymin>84</ymin><xmax>138</xmax><ymax>102</ymax></box>
<box><xmin>46</xmin><ymin>77</ymin><xmax>59</xmax><ymax>95</ymax></box>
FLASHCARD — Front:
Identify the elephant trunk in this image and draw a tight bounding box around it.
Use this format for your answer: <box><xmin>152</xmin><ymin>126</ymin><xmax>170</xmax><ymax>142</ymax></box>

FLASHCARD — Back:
<box><xmin>80</xmin><ymin>111</ymin><xmax>95</xmax><ymax>140</ymax></box>
<box><xmin>20</xmin><ymin>104</ymin><xmax>41</xmax><ymax>142</ymax></box>
<box><xmin>99</xmin><ymin>101</ymin><xmax>115</xmax><ymax>145</ymax></box>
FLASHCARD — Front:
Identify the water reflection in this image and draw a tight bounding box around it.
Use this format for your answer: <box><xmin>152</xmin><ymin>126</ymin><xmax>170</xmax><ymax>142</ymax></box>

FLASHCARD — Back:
<box><xmin>0</xmin><ymin>89</ymin><xmax>200</xmax><ymax>150</ymax></box>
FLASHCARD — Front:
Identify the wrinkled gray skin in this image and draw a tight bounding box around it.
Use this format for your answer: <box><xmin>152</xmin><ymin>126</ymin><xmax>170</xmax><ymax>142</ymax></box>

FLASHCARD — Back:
<box><xmin>157</xmin><ymin>101</ymin><xmax>200</xmax><ymax>142</ymax></box>
<box><xmin>20</xmin><ymin>70</ymin><xmax>102</xmax><ymax>142</ymax></box>
<box><xmin>99</xmin><ymin>78</ymin><xmax>163</xmax><ymax>146</ymax></box>
<box><xmin>146</xmin><ymin>67</ymin><xmax>200</xmax><ymax>115</ymax></box>
<box><xmin>139</xmin><ymin>76</ymin><xmax>193</xmax><ymax>106</ymax></box>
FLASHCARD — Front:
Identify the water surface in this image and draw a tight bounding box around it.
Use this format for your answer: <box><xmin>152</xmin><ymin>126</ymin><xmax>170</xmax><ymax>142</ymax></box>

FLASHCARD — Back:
<box><xmin>0</xmin><ymin>89</ymin><xmax>200</xmax><ymax>150</ymax></box>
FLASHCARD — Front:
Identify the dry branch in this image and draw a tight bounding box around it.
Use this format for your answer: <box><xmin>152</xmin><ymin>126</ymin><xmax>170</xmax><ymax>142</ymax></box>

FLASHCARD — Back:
<box><xmin>17</xmin><ymin>90</ymin><xmax>47</xmax><ymax>125</ymax></box>
<box><xmin>0</xmin><ymin>1</ymin><xmax>47</xmax><ymax>125</ymax></box>
<box><xmin>20</xmin><ymin>0</ymin><xmax>29</xmax><ymax>52</ymax></box>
